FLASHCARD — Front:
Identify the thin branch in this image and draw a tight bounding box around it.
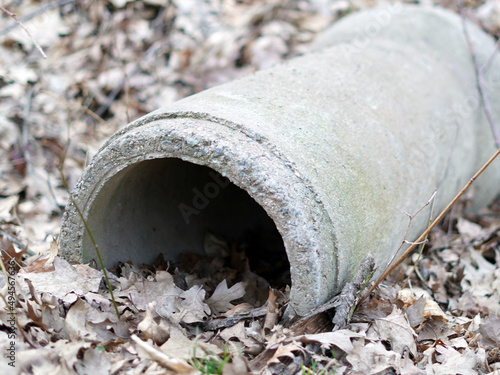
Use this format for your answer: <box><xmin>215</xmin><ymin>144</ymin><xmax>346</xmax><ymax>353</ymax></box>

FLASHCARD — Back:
<box><xmin>382</xmin><ymin>190</ymin><xmax>436</xmax><ymax>272</ymax></box>
<box><xmin>360</xmin><ymin>146</ymin><xmax>500</xmax><ymax>303</ymax></box>
<box><xmin>21</xmin><ymin>87</ymin><xmax>63</xmax><ymax>213</ymax></box>
<box><xmin>403</xmin><ymin>195</ymin><xmax>437</xmax><ymax>288</ymax></box>
<box><xmin>0</xmin><ymin>74</ymin><xmax>109</xmax><ymax>127</ymax></box>
<box><xmin>0</xmin><ymin>6</ymin><xmax>47</xmax><ymax>58</ymax></box>
<box><xmin>114</xmin><ymin>43</ymin><xmax>131</xmax><ymax>124</ymax></box>
<box><xmin>481</xmin><ymin>37</ymin><xmax>500</xmax><ymax>72</ymax></box>
<box><xmin>361</xmin><ymin>5</ymin><xmax>500</xmax><ymax>303</ymax></box>
<box><xmin>0</xmin><ymin>228</ymin><xmax>27</xmax><ymax>252</ymax></box>
<box><xmin>95</xmin><ymin>40</ymin><xmax>164</xmax><ymax>117</ymax></box>
<box><xmin>403</xmin><ymin>239</ymin><xmax>428</xmax><ymax>246</ymax></box>
<box><xmin>0</xmin><ymin>0</ymin><xmax>75</xmax><ymax>37</ymax></box>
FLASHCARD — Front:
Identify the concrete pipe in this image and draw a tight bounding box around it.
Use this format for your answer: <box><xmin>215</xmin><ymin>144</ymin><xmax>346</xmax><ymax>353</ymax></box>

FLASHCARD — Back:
<box><xmin>60</xmin><ymin>5</ymin><xmax>500</xmax><ymax>316</ymax></box>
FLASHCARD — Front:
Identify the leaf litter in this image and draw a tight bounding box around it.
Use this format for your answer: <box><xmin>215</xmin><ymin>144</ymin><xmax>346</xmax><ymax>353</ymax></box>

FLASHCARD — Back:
<box><xmin>1</xmin><ymin>0</ymin><xmax>500</xmax><ymax>373</ymax></box>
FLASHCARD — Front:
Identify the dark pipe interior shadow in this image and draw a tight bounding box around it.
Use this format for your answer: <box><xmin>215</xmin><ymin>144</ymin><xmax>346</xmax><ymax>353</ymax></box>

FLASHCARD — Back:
<box><xmin>83</xmin><ymin>158</ymin><xmax>289</xmax><ymax>285</ymax></box>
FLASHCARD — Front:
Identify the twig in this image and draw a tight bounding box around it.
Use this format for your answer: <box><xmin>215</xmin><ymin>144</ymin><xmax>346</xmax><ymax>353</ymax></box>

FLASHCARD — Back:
<box><xmin>0</xmin><ymin>228</ymin><xmax>27</xmax><ymax>251</ymax></box>
<box><xmin>403</xmin><ymin>195</ymin><xmax>437</xmax><ymax>287</ymax></box>
<box><xmin>360</xmin><ymin>146</ymin><xmax>500</xmax><ymax>303</ymax></box>
<box><xmin>0</xmin><ymin>5</ymin><xmax>47</xmax><ymax>58</ymax></box>
<box><xmin>482</xmin><ymin>37</ymin><xmax>500</xmax><ymax>73</ymax></box>
<box><xmin>0</xmin><ymin>0</ymin><xmax>75</xmax><ymax>37</ymax></box>
<box><xmin>331</xmin><ymin>254</ymin><xmax>374</xmax><ymax>330</ymax></box>
<box><xmin>114</xmin><ymin>43</ymin><xmax>131</xmax><ymax>123</ymax></box>
<box><xmin>383</xmin><ymin>191</ymin><xmax>436</xmax><ymax>273</ymax></box>
<box><xmin>203</xmin><ymin>305</ymin><xmax>268</xmax><ymax>331</ymax></box>
<box><xmin>295</xmin><ymin>254</ymin><xmax>374</xmax><ymax>328</ymax></box>
<box><xmin>21</xmin><ymin>87</ymin><xmax>62</xmax><ymax>213</ymax></box>
<box><xmin>361</xmin><ymin>5</ymin><xmax>500</xmax><ymax>303</ymax></box>
<box><xmin>95</xmin><ymin>40</ymin><xmax>164</xmax><ymax>117</ymax></box>
<box><xmin>1</xmin><ymin>73</ymin><xmax>108</xmax><ymax>127</ymax></box>
<box><xmin>131</xmin><ymin>334</ymin><xmax>194</xmax><ymax>372</ymax></box>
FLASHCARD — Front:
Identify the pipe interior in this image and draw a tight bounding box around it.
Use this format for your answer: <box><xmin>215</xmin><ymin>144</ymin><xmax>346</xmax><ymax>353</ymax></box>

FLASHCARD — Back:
<box><xmin>83</xmin><ymin>158</ymin><xmax>288</xmax><ymax>282</ymax></box>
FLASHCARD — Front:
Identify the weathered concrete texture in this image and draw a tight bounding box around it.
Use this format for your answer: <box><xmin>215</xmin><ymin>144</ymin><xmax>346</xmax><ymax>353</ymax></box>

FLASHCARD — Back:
<box><xmin>60</xmin><ymin>5</ymin><xmax>500</xmax><ymax>316</ymax></box>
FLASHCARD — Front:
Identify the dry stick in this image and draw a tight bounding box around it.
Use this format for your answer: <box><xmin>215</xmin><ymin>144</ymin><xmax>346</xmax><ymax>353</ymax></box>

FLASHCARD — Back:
<box><xmin>0</xmin><ymin>0</ymin><xmax>74</xmax><ymax>37</ymax></box>
<box><xmin>383</xmin><ymin>125</ymin><xmax>456</xmax><ymax>281</ymax></box>
<box><xmin>482</xmin><ymin>36</ymin><xmax>500</xmax><ymax>73</ymax></box>
<box><xmin>114</xmin><ymin>43</ymin><xmax>132</xmax><ymax>124</ymax></box>
<box><xmin>0</xmin><ymin>6</ymin><xmax>47</xmax><ymax>58</ymax></box>
<box><xmin>21</xmin><ymin>87</ymin><xmax>62</xmax><ymax>214</ymax></box>
<box><xmin>95</xmin><ymin>40</ymin><xmax>164</xmax><ymax>117</ymax></box>
<box><xmin>382</xmin><ymin>190</ymin><xmax>436</xmax><ymax>274</ymax></box>
<box><xmin>403</xmin><ymin>196</ymin><xmax>437</xmax><ymax>288</ymax></box>
<box><xmin>21</xmin><ymin>74</ymin><xmax>119</xmax><ymax>315</ymax></box>
<box><xmin>0</xmin><ymin>73</ymin><xmax>109</xmax><ymax>128</ymax></box>
<box><xmin>360</xmin><ymin>146</ymin><xmax>500</xmax><ymax>303</ymax></box>
<box><xmin>0</xmin><ymin>228</ymin><xmax>27</xmax><ymax>251</ymax></box>
<box><xmin>360</xmin><ymin>7</ymin><xmax>500</xmax><ymax>303</ymax></box>
<box><xmin>58</xmin><ymin>152</ymin><xmax>121</xmax><ymax>318</ymax></box>
<box><xmin>396</xmin><ymin>104</ymin><xmax>460</xmax><ymax>287</ymax></box>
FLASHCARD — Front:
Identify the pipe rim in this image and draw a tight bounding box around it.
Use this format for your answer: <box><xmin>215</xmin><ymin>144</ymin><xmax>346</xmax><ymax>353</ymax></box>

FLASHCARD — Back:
<box><xmin>60</xmin><ymin>114</ymin><xmax>338</xmax><ymax>316</ymax></box>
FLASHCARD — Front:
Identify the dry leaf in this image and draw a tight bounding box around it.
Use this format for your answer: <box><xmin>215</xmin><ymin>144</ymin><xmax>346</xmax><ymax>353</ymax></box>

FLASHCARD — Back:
<box><xmin>299</xmin><ymin>329</ymin><xmax>365</xmax><ymax>354</ymax></box>
<box><xmin>479</xmin><ymin>314</ymin><xmax>500</xmax><ymax>349</ymax></box>
<box><xmin>175</xmin><ymin>284</ymin><xmax>211</xmax><ymax>324</ymax></box>
<box><xmin>64</xmin><ymin>298</ymin><xmax>97</xmax><ymax>341</ymax></box>
<box><xmin>74</xmin><ymin>347</ymin><xmax>114</xmax><ymax>374</ymax></box>
<box><xmin>221</xmin><ymin>353</ymin><xmax>250</xmax><ymax>375</ymax></box>
<box><xmin>433</xmin><ymin>346</ymin><xmax>479</xmax><ymax>375</ymax></box>
<box><xmin>266</xmin><ymin>342</ymin><xmax>302</xmax><ymax>365</ymax></box>
<box><xmin>457</xmin><ymin>218</ymin><xmax>485</xmax><ymax>238</ymax></box>
<box><xmin>137</xmin><ymin>306</ymin><xmax>170</xmax><ymax>345</ymax></box>
<box><xmin>129</xmin><ymin>271</ymin><xmax>181</xmax><ymax>312</ymax></box>
<box><xmin>400</xmin><ymin>290</ymin><xmax>448</xmax><ymax>326</ymax></box>
<box><xmin>19</xmin><ymin>257</ymin><xmax>102</xmax><ymax>298</ymax></box>
<box><xmin>346</xmin><ymin>341</ymin><xmax>399</xmax><ymax>374</ymax></box>
<box><xmin>206</xmin><ymin>280</ymin><xmax>246</xmax><ymax>314</ymax></box>
<box><xmin>0</xmin><ymin>195</ymin><xmax>19</xmax><ymax>221</ymax></box>
<box><xmin>43</xmin><ymin>239</ymin><xmax>58</xmax><ymax>269</ymax></box>
<box><xmin>369</xmin><ymin>306</ymin><xmax>417</xmax><ymax>356</ymax></box>
<box><xmin>263</xmin><ymin>289</ymin><xmax>278</xmax><ymax>333</ymax></box>
<box><xmin>132</xmin><ymin>334</ymin><xmax>194</xmax><ymax>373</ymax></box>
<box><xmin>0</xmin><ymin>235</ymin><xmax>24</xmax><ymax>271</ymax></box>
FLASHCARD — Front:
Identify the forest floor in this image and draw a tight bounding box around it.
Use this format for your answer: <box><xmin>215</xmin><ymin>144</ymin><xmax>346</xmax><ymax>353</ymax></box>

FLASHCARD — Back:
<box><xmin>1</xmin><ymin>0</ymin><xmax>500</xmax><ymax>374</ymax></box>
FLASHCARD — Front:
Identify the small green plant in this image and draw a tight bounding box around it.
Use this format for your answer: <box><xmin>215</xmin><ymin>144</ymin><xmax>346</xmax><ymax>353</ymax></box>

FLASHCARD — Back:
<box><xmin>59</xmin><ymin>150</ymin><xmax>120</xmax><ymax>318</ymax></box>
<box><xmin>188</xmin><ymin>345</ymin><xmax>231</xmax><ymax>375</ymax></box>
<box><xmin>301</xmin><ymin>358</ymin><xmax>318</xmax><ymax>375</ymax></box>
<box><xmin>300</xmin><ymin>351</ymin><xmax>337</xmax><ymax>375</ymax></box>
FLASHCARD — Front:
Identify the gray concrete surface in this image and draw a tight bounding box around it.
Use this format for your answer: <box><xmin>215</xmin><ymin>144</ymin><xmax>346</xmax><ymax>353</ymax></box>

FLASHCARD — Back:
<box><xmin>60</xmin><ymin>5</ymin><xmax>500</xmax><ymax>316</ymax></box>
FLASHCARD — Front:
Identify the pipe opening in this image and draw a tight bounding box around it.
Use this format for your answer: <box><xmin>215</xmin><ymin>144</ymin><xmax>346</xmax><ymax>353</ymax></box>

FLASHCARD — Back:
<box><xmin>84</xmin><ymin>157</ymin><xmax>290</xmax><ymax>286</ymax></box>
